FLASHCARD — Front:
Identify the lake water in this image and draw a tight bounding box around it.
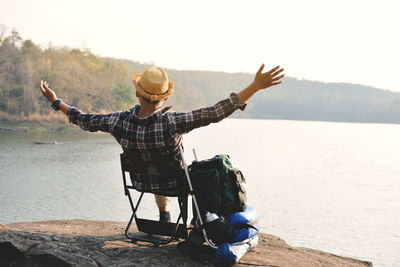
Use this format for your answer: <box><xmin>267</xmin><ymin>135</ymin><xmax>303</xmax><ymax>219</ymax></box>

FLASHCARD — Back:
<box><xmin>1</xmin><ymin>118</ymin><xmax>399</xmax><ymax>266</ymax></box>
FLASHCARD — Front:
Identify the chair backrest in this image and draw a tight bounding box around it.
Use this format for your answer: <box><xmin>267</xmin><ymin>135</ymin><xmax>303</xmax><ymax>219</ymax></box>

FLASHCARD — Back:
<box><xmin>121</xmin><ymin>151</ymin><xmax>183</xmax><ymax>179</ymax></box>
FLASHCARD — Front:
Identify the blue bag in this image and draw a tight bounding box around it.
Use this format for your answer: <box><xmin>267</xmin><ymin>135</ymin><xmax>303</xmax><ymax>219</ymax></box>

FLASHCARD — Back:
<box><xmin>231</xmin><ymin>225</ymin><xmax>259</xmax><ymax>243</ymax></box>
<box><xmin>229</xmin><ymin>206</ymin><xmax>259</xmax><ymax>242</ymax></box>
<box><xmin>216</xmin><ymin>235</ymin><xmax>259</xmax><ymax>266</ymax></box>
<box><xmin>229</xmin><ymin>206</ymin><xmax>259</xmax><ymax>225</ymax></box>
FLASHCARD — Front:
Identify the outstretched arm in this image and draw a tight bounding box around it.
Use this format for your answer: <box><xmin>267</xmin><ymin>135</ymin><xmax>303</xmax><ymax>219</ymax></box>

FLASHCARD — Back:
<box><xmin>39</xmin><ymin>80</ymin><xmax>121</xmax><ymax>133</ymax></box>
<box><xmin>170</xmin><ymin>64</ymin><xmax>285</xmax><ymax>134</ymax></box>
<box><xmin>237</xmin><ymin>64</ymin><xmax>284</xmax><ymax>104</ymax></box>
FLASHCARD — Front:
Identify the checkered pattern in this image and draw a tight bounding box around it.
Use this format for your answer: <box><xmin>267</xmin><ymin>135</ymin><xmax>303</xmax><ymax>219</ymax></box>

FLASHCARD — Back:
<box><xmin>67</xmin><ymin>93</ymin><xmax>246</xmax><ymax>193</ymax></box>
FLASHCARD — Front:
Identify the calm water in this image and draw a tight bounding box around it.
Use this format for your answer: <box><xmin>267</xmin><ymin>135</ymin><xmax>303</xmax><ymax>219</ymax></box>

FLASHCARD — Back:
<box><xmin>1</xmin><ymin>119</ymin><xmax>399</xmax><ymax>266</ymax></box>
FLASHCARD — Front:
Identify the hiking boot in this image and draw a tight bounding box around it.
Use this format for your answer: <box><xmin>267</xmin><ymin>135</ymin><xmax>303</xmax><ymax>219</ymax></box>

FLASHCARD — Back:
<box><xmin>159</xmin><ymin>211</ymin><xmax>171</xmax><ymax>223</ymax></box>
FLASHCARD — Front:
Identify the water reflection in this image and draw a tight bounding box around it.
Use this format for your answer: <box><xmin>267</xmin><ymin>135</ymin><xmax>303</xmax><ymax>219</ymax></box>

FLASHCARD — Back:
<box><xmin>1</xmin><ymin>119</ymin><xmax>400</xmax><ymax>266</ymax></box>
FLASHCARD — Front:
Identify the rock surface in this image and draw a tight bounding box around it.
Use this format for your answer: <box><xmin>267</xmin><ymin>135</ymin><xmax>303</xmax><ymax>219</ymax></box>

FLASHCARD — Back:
<box><xmin>0</xmin><ymin>220</ymin><xmax>373</xmax><ymax>267</ymax></box>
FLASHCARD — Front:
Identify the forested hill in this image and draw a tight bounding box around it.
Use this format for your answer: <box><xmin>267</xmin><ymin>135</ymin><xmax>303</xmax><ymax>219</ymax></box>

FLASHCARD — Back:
<box><xmin>1</xmin><ymin>30</ymin><xmax>400</xmax><ymax>124</ymax></box>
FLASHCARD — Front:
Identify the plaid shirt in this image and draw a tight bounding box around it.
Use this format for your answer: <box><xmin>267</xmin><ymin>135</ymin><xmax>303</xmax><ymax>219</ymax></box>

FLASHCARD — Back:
<box><xmin>67</xmin><ymin>93</ymin><xmax>246</xmax><ymax>194</ymax></box>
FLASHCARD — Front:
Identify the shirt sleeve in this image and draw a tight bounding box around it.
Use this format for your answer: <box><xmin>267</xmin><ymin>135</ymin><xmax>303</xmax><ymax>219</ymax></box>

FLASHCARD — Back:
<box><xmin>168</xmin><ymin>93</ymin><xmax>246</xmax><ymax>135</ymax></box>
<box><xmin>66</xmin><ymin>107</ymin><xmax>123</xmax><ymax>133</ymax></box>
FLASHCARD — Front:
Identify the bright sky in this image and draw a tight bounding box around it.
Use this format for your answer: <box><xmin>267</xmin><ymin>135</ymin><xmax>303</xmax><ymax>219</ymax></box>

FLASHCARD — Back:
<box><xmin>1</xmin><ymin>0</ymin><xmax>399</xmax><ymax>91</ymax></box>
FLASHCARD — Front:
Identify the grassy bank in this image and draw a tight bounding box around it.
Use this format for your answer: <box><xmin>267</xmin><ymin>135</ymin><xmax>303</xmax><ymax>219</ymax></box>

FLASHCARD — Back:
<box><xmin>0</xmin><ymin>110</ymin><xmax>84</xmax><ymax>133</ymax></box>
<box><xmin>0</xmin><ymin>120</ymin><xmax>82</xmax><ymax>133</ymax></box>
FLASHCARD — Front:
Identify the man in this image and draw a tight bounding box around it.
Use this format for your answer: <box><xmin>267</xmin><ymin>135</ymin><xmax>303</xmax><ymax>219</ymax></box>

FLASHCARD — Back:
<box><xmin>39</xmin><ymin>64</ymin><xmax>284</xmax><ymax>222</ymax></box>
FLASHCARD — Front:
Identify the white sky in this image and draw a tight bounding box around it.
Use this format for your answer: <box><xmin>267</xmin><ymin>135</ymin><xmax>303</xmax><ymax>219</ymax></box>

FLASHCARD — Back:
<box><xmin>1</xmin><ymin>0</ymin><xmax>399</xmax><ymax>91</ymax></box>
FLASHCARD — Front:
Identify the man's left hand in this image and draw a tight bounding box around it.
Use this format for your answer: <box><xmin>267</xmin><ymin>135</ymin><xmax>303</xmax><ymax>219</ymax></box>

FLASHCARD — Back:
<box><xmin>40</xmin><ymin>80</ymin><xmax>57</xmax><ymax>103</ymax></box>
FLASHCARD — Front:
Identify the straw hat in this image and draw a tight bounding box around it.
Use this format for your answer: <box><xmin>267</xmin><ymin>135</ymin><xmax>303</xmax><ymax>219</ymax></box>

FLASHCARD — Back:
<box><xmin>132</xmin><ymin>67</ymin><xmax>175</xmax><ymax>101</ymax></box>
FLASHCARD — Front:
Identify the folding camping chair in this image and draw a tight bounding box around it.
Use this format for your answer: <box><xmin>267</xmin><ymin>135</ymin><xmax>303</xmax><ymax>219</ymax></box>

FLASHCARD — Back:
<box><xmin>121</xmin><ymin>146</ymin><xmax>217</xmax><ymax>248</ymax></box>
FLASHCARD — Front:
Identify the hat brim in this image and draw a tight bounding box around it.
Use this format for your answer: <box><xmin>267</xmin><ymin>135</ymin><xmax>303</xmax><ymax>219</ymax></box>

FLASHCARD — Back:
<box><xmin>132</xmin><ymin>73</ymin><xmax>175</xmax><ymax>101</ymax></box>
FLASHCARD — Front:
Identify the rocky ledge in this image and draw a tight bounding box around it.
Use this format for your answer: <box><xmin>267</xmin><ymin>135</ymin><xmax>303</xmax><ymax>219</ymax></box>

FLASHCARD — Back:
<box><xmin>0</xmin><ymin>220</ymin><xmax>373</xmax><ymax>266</ymax></box>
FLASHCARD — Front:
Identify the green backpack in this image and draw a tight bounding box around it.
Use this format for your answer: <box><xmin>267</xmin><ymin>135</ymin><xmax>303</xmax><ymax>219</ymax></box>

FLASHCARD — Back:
<box><xmin>189</xmin><ymin>154</ymin><xmax>247</xmax><ymax>218</ymax></box>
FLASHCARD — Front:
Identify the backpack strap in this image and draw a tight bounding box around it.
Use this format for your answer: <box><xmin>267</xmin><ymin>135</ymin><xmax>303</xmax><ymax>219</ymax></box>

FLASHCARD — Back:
<box><xmin>232</xmin><ymin>223</ymin><xmax>258</xmax><ymax>231</ymax></box>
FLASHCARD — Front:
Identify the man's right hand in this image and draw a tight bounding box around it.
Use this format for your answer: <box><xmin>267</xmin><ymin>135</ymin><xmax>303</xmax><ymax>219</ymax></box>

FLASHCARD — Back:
<box><xmin>252</xmin><ymin>64</ymin><xmax>285</xmax><ymax>91</ymax></box>
<box><xmin>236</xmin><ymin>64</ymin><xmax>285</xmax><ymax>104</ymax></box>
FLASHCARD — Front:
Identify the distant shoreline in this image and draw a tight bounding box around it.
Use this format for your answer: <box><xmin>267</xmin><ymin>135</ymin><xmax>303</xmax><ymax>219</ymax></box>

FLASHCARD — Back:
<box><xmin>0</xmin><ymin>121</ymin><xmax>80</xmax><ymax>133</ymax></box>
<box><xmin>2</xmin><ymin>34</ymin><xmax>400</xmax><ymax>128</ymax></box>
<box><xmin>1</xmin><ymin>116</ymin><xmax>400</xmax><ymax>134</ymax></box>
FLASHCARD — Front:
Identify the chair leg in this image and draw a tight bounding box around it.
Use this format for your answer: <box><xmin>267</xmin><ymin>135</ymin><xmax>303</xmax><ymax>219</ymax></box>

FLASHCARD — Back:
<box><xmin>125</xmin><ymin>212</ymin><xmax>136</xmax><ymax>240</ymax></box>
<box><xmin>180</xmin><ymin>195</ymin><xmax>188</xmax><ymax>227</ymax></box>
<box><xmin>125</xmin><ymin>191</ymin><xmax>144</xmax><ymax>240</ymax></box>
